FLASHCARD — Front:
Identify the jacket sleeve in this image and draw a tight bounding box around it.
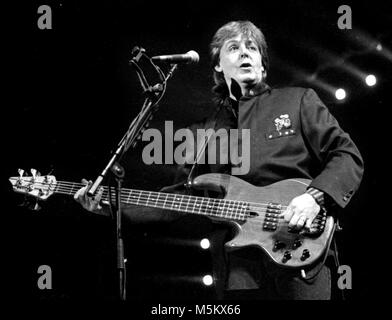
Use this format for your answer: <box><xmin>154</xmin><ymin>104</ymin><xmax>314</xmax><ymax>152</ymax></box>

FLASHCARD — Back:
<box><xmin>300</xmin><ymin>88</ymin><xmax>364</xmax><ymax>208</ymax></box>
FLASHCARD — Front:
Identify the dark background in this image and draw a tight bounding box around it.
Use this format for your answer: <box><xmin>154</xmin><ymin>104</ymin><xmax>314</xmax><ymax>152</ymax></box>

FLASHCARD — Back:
<box><xmin>4</xmin><ymin>0</ymin><xmax>391</xmax><ymax>302</ymax></box>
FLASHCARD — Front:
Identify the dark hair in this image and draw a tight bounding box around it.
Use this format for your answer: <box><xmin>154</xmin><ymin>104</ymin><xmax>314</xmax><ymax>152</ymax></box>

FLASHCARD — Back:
<box><xmin>209</xmin><ymin>21</ymin><xmax>269</xmax><ymax>100</ymax></box>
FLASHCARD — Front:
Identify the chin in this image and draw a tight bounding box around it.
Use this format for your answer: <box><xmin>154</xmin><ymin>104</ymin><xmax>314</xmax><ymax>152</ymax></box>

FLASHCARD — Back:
<box><xmin>238</xmin><ymin>75</ymin><xmax>256</xmax><ymax>84</ymax></box>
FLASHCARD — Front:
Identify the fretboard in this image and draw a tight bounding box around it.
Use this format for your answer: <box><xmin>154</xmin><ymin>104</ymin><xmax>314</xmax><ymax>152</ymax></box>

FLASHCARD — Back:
<box><xmin>54</xmin><ymin>181</ymin><xmax>249</xmax><ymax>221</ymax></box>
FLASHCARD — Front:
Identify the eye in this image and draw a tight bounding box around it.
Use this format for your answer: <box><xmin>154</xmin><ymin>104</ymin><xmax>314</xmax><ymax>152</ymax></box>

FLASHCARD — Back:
<box><xmin>228</xmin><ymin>45</ymin><xmax>238</xmax><ymax>51</ymax></box>
<box><xmin>249</xmin><ymin>45</ymin><xmax>258</xmax><ymax>51</ymax></box>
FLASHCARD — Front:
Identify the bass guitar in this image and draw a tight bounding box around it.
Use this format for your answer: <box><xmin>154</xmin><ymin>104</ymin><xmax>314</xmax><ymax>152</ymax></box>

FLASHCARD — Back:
<box><xmin>9</xmin><ymin>172</ymin><xmax>335</xmax><ymax>268</ymax></box>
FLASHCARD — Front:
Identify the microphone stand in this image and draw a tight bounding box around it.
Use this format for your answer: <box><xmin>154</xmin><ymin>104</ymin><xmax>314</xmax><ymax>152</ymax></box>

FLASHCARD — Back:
<box><xmin>87</xmin><ymin>48</ymin><xmax>175</xmax><ymax>300</ymax></box>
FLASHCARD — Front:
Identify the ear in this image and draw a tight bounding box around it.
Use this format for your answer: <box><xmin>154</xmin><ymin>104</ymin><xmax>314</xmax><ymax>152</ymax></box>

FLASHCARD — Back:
<box><xmin>214</xmin><ymin>64</ymin><xmax>223</xmax><ymax>72</ymax></box>
<box><xmin>261</xmin><ymin>65</ymin><xmax>267</xmax><ymax>78</ymax></box>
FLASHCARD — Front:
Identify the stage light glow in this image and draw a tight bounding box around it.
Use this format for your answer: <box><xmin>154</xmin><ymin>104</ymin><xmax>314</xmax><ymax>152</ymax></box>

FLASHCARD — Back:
<box><xmin>200</xmin><ymin>238</ymin><xmax>210</xmax><ymax>249</ymax></box>
<box><xmin>335</xmin><ymin>88</ymin><xmax>346</xmax><ymax>100</ymax></box>
<box><xmin>202</xmin><ymin>275</ymin><xmax>213</xmax><ymax>286</ymax></box>
<box><xmin>376</xmin><ymin>43</ymin><xmax>382</xmax><ymax>51</ymax></box>
<box><xmin>365</xmin><ymin>74</ymin><xmax>377</xmax><ymax>86</ymax></box>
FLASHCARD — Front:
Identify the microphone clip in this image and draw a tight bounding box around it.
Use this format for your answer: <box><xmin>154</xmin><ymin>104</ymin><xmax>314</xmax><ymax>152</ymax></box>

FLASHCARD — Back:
<box><xmin>130</xmin><ymin>46</ymin><xmax>146</xmax><ymax>63</ymax></box>
<box><xmin>143</xmin><ymin>83</ymin><xmax>164</xmax><ymax>97</ymax></box>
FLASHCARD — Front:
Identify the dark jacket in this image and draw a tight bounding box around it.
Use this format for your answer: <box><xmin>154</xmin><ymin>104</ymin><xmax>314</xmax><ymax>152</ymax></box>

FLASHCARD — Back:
<box><xmin>172</xmin><ymin>85</ymin><xmax>364</xmax><ymax>209</ymax></box>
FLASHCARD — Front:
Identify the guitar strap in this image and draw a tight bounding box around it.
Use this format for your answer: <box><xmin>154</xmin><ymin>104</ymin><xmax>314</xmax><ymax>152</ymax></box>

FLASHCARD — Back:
<box><xmin>185</xmin><ymin>111</ymin><xmax>218</xmax><ymax>190</ymax></box>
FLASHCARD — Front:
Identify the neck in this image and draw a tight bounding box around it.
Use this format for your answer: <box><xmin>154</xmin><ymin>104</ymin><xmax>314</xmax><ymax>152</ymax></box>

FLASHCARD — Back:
<box><xmin>229</xmin><ymin>86</ymin><xmax>251</xmax><ymax>100</ymax></box>
<box><xmin>228</xmin><ymin>79</ymin><xmax>260</xmax><ymax>100</ymax></box>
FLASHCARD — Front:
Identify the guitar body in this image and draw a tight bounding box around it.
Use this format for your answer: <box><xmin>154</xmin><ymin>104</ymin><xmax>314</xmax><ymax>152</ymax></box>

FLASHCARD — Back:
<box><xmin>193</xmin><ymin>173</ymin><xmax>335</xmax><ymax>268</ymax></box>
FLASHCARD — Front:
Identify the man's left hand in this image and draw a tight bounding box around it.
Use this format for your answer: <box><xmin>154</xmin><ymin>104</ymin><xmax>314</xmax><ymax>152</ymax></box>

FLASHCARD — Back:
<box><xmin>280</xmin><ymin>193</ymin><xmax>320</xmax><ymax>230</ymax></box>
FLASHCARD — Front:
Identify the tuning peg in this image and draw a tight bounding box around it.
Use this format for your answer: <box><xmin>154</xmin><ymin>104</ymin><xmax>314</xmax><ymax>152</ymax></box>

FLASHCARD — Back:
<box><xmin>18</xmin><ymin>168</ymin><xmax>25</xmax><ymax>178</ymax></box>
<box><xmin>30</xmin><ymin>168</ymin><xmax>41</xmax><ymax>179</ymax></box>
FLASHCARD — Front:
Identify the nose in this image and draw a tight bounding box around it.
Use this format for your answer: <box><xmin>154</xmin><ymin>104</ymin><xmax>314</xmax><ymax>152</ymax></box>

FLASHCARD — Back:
<box><xmin>239</xmin><ymin>44</ymin><xmax>250</xmax><ymax>58</ymax></box>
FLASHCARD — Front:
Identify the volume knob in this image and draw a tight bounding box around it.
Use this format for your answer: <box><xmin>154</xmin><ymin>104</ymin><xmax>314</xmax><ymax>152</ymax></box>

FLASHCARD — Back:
<box><xmin>293</xmin><ymin>238</ymin><xmax>302</xmax><ymax>249</ymax></box>
<box><xmin>282</xmin><ymin>251</ymin><xmax>292</xmax><ymax>263</ymax></box>
<box><xmin>273</xmin><ymin>240</ymin><xmax>286</xmax><ymax>251</ymax></box>
<box><xmin>300</xmin><ymin>249</ymin><xmax>311</xmax><ymax>261</ymax></box>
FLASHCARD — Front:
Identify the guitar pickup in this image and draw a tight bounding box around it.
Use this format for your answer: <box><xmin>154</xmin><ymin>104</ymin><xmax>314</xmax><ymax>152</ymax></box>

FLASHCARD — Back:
<box><xmin>266</xmin><ymin>208</ymin><xmax>281</xmax><ymax>214</ymax></box>
<box><xmin>264</xmin><ymin>216</ymin><xmax>279</xmax><ymax>223</ymax></box>
<box><xmin>263</xmin><ymin>221</ymin><xmax>278</xmax><ymax>231</ymax></box>
<box><xmin>267</xmin><ymin>203</ymin><xmax>283</xmax><ymax>210</ymax></box>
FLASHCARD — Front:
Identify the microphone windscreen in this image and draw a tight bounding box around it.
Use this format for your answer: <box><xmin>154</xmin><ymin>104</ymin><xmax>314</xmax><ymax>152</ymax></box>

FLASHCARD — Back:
<box><xmin>187</xmin><ymin>50</ymin><xmax>200</xmax><ymax>63</ymax></box>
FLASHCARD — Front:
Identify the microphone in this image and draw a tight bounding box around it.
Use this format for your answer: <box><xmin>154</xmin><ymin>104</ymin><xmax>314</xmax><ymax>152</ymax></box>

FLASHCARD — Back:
<box><xmin>152</xmin><ymin>50</ymin><xmax>199</xmax><ymax>64</ymax></box>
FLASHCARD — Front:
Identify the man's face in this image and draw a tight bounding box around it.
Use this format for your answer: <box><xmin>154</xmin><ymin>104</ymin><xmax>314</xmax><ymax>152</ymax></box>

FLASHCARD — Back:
<box><xmin>215</xmin><ymin>34</ymin><xmax>264</xmax><ymax>89</ymax></box>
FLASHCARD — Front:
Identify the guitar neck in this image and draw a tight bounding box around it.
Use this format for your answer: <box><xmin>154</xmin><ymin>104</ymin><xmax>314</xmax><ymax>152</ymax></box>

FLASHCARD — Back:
<box><xmin>54</xmin><ymin>181</ymin><xmax>248</xmax><ymax>221</ymax></box>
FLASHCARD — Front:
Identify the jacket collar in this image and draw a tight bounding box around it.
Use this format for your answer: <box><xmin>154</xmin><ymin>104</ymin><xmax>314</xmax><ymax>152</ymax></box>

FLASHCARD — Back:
<box><xmin>221</xmin><ymin>80</ymin><xmax>271</xmax><ymax>108</ymax></box>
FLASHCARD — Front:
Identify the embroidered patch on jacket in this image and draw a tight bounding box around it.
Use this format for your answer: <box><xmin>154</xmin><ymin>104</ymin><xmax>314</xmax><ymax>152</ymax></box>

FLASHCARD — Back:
<box><xmin>274</xmin><ymin>114</ymin><xmax>291</xmax><ymax>132</ymax></box>
<box><xmin>267</xmin><ymin>114</ymin><xmax>296</xmax><ymax>140</ymax></box>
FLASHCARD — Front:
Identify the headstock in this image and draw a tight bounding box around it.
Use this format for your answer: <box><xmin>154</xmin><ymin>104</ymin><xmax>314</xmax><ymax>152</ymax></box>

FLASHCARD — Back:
<box><xmin>9</xmin><ymin>168</ymin><xmax>57</xmax><ymax>201</ymax></box>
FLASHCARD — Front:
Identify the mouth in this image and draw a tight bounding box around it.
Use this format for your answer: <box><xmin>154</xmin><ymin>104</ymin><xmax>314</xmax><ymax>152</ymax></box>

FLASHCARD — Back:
<box><xmin>239</xmin><ymin>62</ymin><xmax>252</xmax><ymax>69</ymax></box>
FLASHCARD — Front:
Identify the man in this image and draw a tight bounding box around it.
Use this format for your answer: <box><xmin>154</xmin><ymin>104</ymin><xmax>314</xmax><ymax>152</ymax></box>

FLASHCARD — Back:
<box><xmin>75</xmin><ymin>21</ymin><xmax>363</xmax><ymax>299</ymax></box>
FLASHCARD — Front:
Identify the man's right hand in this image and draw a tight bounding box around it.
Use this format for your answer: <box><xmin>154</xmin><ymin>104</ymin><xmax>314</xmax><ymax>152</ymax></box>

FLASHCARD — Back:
<box><xmin>74</xmin><ymin>179</ymin><xmax>108</xmax><ymax>215</ymax></box>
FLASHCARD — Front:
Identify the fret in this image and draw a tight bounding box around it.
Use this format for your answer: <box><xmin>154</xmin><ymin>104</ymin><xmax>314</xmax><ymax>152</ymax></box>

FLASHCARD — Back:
<box><xmin>197</xmin><ymin>198</ymin><xmax>204</xmax><ymax>215</ymax></box>
<box><xmin>136</xmin><ymin>191</ymin><xmax>142</xmax><ymax>205</ymax></box>
<box><xmin>227</xmin><ymin>200</ymin><xmax>234</xmax><ymax>218</ymax></box>
<box><xmin>205</xmin><ymin>198</ymin><xmax>210</xmax><ymax>215</ymax></box>
<box><xmin>178</xmin><ymin>195</ymin><xmax>185</xmax><ymax>211</ymax></box>
<box><xmin>221</xmin><ymin>199</ymin><xmax>229</xmax><ymax>218</ymax></box>
<box><xmin>231</xmin><ymin>201</ymin><xmax>237</xmax><ymax>219</ymax></box>
<box><xmin>54</xmin><ymin>182</ymin><xmax>61</xmax><ymax>193</ymax></box>
<box><xmin>242</xmin><ymin>202</ymin><xmax>248</xmax><ymax>219</ymax></box>
<box><xmin>184</xmin><ymin>195</ymin><xmax>191</xmax><ymax>213</ymax></box>
<box><xmin>216</xmin><ymin>199</ymin><xmax>223</xmax><ymax>216</ymax></box>
<box><xmin>126</xmin><ymin>189</ymin><xmax>132</xmax><ymax>205</ymax></box>
<box><xmin>210</xmin><ymin>198</ymin><xmax>219</xmax><ymax>217</ymax></box>
<box><xmin>229</xmin><ymin>200</ymin><xmax>237</xmax><ymax>219</ymax></box>
<box><xmin>70</xmin><ymin>182</ymin><xmax>77</xmax><ymax>195</ymax></box>
<box><xmin>199</xmin><ymin>198</ymin><xmax>205</xmax><ymax>214</ymax></box>
<box><xmin>170</xmin><ymin>194</ymin><xmax>175</xmax><ymax>210</ymax></box>
<box><xmin>231</xmin><ymin>201</ymin><xmax>237</xmax><ymax>217</ymax></box>
<box><xmin>145</xmin><ymin>192</ymin><xmax>151</xmax><ymax>206</ymax></box>
<box><xmin>235</xmin><ymin>201</ymin><xmax>246</xmax><ymax>221</ymax></box>
<box><xmin>154</xmin><ymin>193</ymin><xmax>160</xmax><ymax>208</ymax></box>
<box><xmin>206</xmin><ymin>198</ymin><xmax>213</xmax><ymax>216</ymax></box>
<box><xmin>191</xmin><ymin>197</ymin><xmax>198</xmax><ymax>214</ymax></box>
<box><xmin>237</xmin><ymin>202</ymin><xmax>243</xmax><ymax>219</ymax></box>
<box><xmin>163</xmin><ymin>193</ymin><xmax>169</xmax><ymax>210</ymax></box>
<box><xmin>173</xmin><ymin>195</ymin><xmax>181</xmax><ymax>211</ymax></box>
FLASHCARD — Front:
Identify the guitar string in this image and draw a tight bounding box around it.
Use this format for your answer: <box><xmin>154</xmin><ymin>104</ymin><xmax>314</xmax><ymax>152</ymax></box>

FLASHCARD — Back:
<box><xmin>29</xmin><ymin>181</ymin><xmax>324</xmax><ymax>224</ymax></box>
<box><xmin>54</xmin><ymin>180</ymin><xmax>290</xmax><ymax>209</ymax></box>
<box><xmin>50</xmin><ymin>180</ymin><xmax>289</xmax><ymax>213</ymax></box>
<box><xmin>15</xmin><ymin>180</ymin><xmax>299</xmax><ymax>223</ymax></box>
<box><xmin>56</xmin><ymin>186</ymin><xmax>326</xmax><ymax>230</ymax></box>
<box><xmin>11</xmin><ymin>179</ymin><xmax>323</xmax><ymax>219</ymax></box>
<box><xmin>13</xmin><ymin>180</ymin><xmax>325</xmax><ymax>227</ymax></box>
<box><xmin>56</xmin><ymin>185</ymin><xmax>277</xmax><ymax>222</ymax></box>
<box><xmin>24</xmin><ymin>180</ymin><xmax>286</xmax><ymax>223</ymax></box>
<box><xmin>60</xmin><ymin>182</ymin><xmax>325</xmax><ymax>228</ymax></box>
<box><xmin>31</xmin><ymin>180</ymin><xmax>260</xmax><ymax>209</ymax></box>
